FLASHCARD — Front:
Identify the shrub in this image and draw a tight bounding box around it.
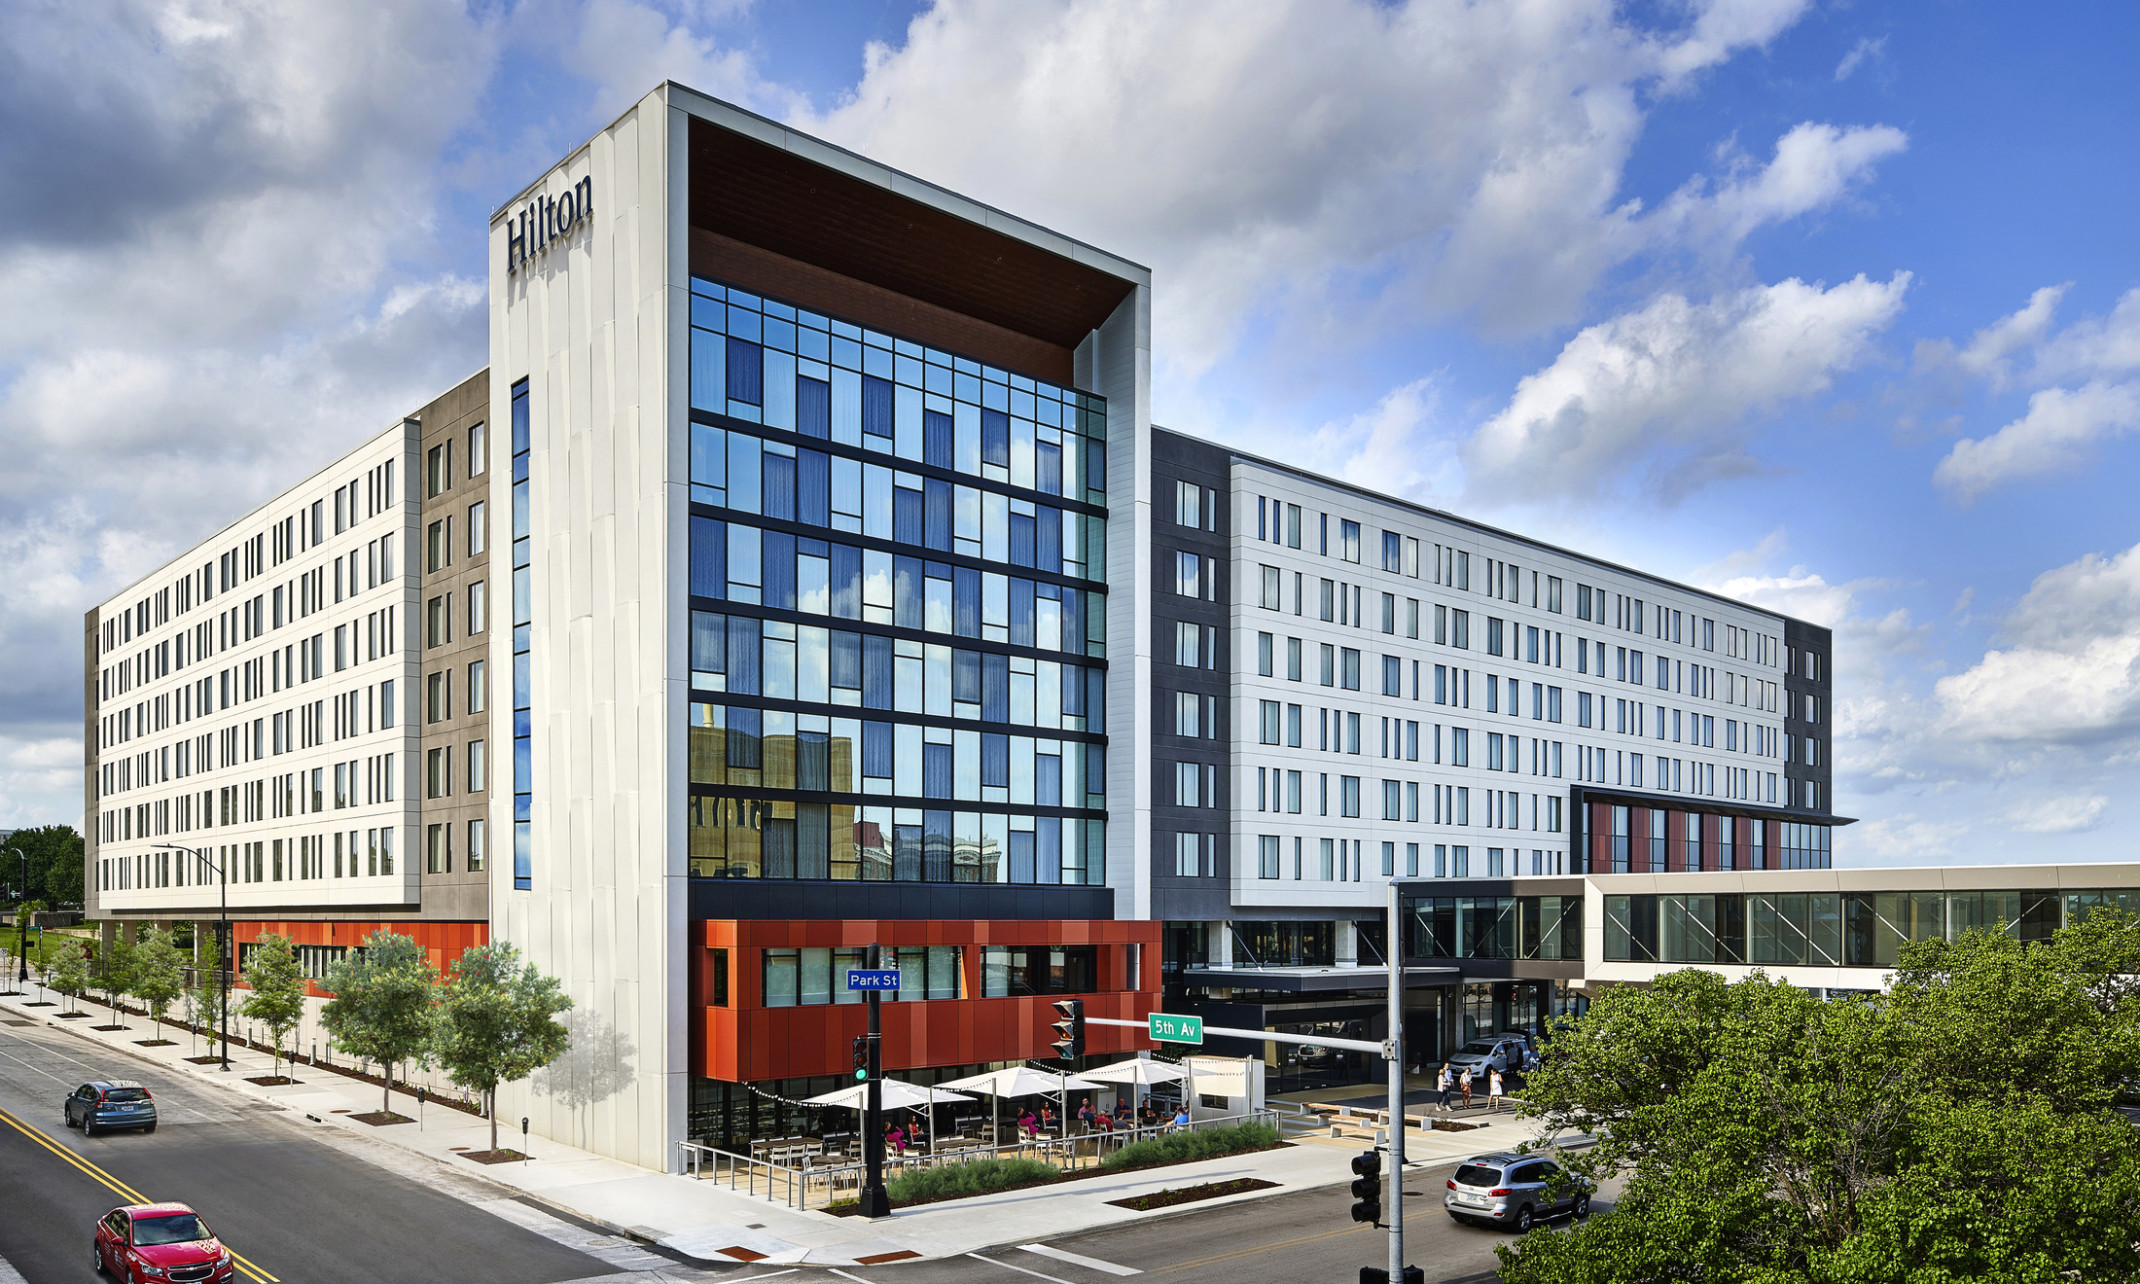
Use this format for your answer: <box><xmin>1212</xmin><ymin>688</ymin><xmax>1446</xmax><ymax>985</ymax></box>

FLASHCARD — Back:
<box><xmin>885</xmin><ymin>1157</ymin><xmax>1060</xmax><ymax>1203</ymax></box>
<box><xmin>1099</xmin><ymin>1121</ymin><xmax>1281</xmax><ymax>1172</ymax></box>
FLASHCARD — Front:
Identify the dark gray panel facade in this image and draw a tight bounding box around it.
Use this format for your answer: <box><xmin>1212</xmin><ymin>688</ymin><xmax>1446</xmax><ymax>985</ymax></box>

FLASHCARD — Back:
<box><xmin>1148</xmin><ymin>429</ymin><xmax>1234</xmax><ymax>923</ymax></box>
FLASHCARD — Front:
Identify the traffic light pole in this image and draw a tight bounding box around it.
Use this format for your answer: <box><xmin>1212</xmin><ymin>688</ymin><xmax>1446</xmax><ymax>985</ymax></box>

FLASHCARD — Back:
<box><xmin>1386</xmin><ymin>877</ymin><xmax>1407</xmax><ymax>1284</ymax></box>
<box><xmin>858</xmin><ymin>941</ymin><xmax>892</xmax><ymax>1218</ymax></box>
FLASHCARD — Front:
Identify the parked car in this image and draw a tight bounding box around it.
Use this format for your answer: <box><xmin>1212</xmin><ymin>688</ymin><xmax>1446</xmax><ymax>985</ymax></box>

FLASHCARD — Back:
<box><xmin>1444</xmin><ymin>1151</ymin><xmax>1593</xmax><ymax>1233</ymax></box>
<box><xmin>1443</xmin><ymin>1037</ymin><xmax>1526</xmax><ymax>1079</ymax></box>
<box><xmin>66</xmin><ymin>1081</ymin><xmax>158</xmax><ymax>1137</ymax></box>
<box><xmin>92</xmin><ymin>1202</ymin><xmax>234</xmax><ymax>1282</ymax></box>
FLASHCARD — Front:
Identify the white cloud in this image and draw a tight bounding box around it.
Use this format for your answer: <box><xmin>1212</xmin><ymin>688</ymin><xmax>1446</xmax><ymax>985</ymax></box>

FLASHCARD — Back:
<box><xmin>1653</xmin><ymin>122</ymin><xmax>1907</xmax><ymax>252</ymax></box>
<box><xmin>2033</xmin><ymin>286</ymin><xmax>2140</xmax><ymax>380</ymax></box>
<box><xmin>1936</xmin><ymin>542</ymin><xmax>2140</xmax><ymax>745</ymax></box>
<box><xmin>1834</xmin><ymin>35</ymin><xmax>1886</xmax><ymax>81</ymax></box>
<box><xmin>1956</xmin><ymin>283</ymin><xmax>2068</xmax><ymax>388</ymax></box>
<box><xmin>1855</xmin><ymin>814</ymin><xmax>1965</xmax><ymax>860</ymax></box>
<box><xmin>1467</xmin><ymin>273</ymin><xmax>1909</xmax><ymax>499</ymax></box>
<box><xmin>1933</xmin><ymin>379</ymin><xmax>2140</xmax><ymax>501</ymax></box>
<box><xmin>2007</xmin><ymin>795</ymin><xmax>2109</xmax><ymax>835</ymax></box>
<box><xmin>795</xmin><ymin>0</ymin><xmax>1837</xmax><ymax>368</ymax></box>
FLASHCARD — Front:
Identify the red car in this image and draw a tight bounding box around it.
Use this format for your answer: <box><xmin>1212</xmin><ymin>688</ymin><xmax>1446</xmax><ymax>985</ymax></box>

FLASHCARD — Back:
<box><xmin>92</xmin><ymin>1203</ymin><xmax>235</xmax><ymax>1283</ymax></box>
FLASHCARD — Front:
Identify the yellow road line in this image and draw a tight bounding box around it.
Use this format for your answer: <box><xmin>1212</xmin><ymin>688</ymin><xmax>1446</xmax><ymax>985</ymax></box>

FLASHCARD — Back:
<box><xmin>0</xmin><ymin>1105</ymin><xmax>278</xmax><ymax>1282</ymax></box>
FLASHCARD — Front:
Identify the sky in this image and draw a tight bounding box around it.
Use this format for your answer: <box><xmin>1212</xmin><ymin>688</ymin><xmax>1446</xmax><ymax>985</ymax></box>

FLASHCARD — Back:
<box><xmin>4</xmin><ymin>0</ymin><xmax>2138</xmax><ymax>867</ymax></box>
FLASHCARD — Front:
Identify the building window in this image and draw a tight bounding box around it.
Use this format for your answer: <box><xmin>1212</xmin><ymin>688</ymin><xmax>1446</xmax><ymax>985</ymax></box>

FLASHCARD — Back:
<box><xmin>1175</xmin><ymin>551</ymin><xmax>1201</xmax><ymax>598</ymax></box>
<box><xmin>467</xmin><ymin>818</ymin><xmax>486</xmax><ymax>871</ymax></box>
<box><xmin>468</xmin><ymin>501</ymin><xmax>487</xmax><ymax>555</ymax></box>
<box><xmin>467</xmin><ymin>580</ymin><xmax>487</xmax><ymax>634</ymax></box>
<box><xmin>427</xmin><ymin>443</ymin><xmax>451</xmax><ymax>498</ymax></box>
<box><xmin>512</xmin><ymin>377</ymin><xmax>532</xmax><ymax>890</ymax></box>
<box><xmin>468</xmin><ymin>739</ymin><xmax>487</xmax><ymax>793</ymax></box>
<box><xmin>467</xmin><ymin>659</ymin><xmax>486</xmax><ymax>713</ymax></box>
<box><xmin>1340</xmin><ymin>520</ymin><xmax>1361</xmax><ymax>563</ymax></box>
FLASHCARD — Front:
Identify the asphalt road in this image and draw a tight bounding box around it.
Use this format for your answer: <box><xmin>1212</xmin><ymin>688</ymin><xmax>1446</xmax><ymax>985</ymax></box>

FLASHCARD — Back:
<box><xmin>852</xmin><ymin>1162</ymin><xmax>1605</xmax><ymax>1284</ymax></box>
<box><xmin>0</xmin><ymin>1014</ymin><xmax>651</xmax><ymax>1284</ymax></box>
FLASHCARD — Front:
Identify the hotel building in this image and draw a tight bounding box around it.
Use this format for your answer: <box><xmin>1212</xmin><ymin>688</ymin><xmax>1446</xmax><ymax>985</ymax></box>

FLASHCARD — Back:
<box><xmin>85</xmin><ymin>82</ymin><xmax>1851</xmax><ymax>1165</ymax></box>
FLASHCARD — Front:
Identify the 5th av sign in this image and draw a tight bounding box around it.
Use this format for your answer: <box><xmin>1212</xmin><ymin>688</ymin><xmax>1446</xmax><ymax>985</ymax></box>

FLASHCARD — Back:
<box><xmin>1148</xmin><ymin>1012</ymin><xmax>1204</xmax><ymax>1045</ymax></box>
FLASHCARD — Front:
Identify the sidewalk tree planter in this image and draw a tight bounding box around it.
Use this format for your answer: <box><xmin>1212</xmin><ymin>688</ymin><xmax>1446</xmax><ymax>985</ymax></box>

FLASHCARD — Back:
<box><xmin>47</xmin><ymin>939</ymin><xmax>90</xmax><ymax>1016</ymax></box>
<box><xmin>1106</xmin><ymin>1177</ymin><xmax>1278</xmax><ymax>1211</ymax></box>
<box><xmin>430</xmin><ymin>942</ymin><xmax>572</xmax><ymax>1153</ymax></box>
<box><xmin>95</xmin><ymin>939</ymin><xmax>137</xmax><ymax>1025</ymax></box>
<box><xmin>238</xmin><ymin>933</ymin><xmax>306</xmax><ymax>1079</ymax></box>
<box><xmin>320</xmin><ymin>929</ymin><xmax>438</xmax><ymax>1117</ymax></box>
<box><xmin>132</xmin><ymin>927</ymin><xmax>185</xmax><ymax>1043</ymax></box>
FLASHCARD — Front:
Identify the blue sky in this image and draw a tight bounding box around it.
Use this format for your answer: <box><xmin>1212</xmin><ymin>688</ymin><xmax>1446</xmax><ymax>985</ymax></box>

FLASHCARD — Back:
<box><xmin>4</xmin><ymin>0</ymin><xmax>2137</xmax><ymax>865</ymax></box>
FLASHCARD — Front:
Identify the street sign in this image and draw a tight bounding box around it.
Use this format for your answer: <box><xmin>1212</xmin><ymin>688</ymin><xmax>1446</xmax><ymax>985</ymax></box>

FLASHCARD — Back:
<box><xmin>1149</xmin><ymin>1012</ymin><xmax>1204</xmax><ymax>1045</ymax></box>
<box><xmin>846</xmin><ymin>969</ymin><xmax>901</xmax><ymax>991</ymax></box>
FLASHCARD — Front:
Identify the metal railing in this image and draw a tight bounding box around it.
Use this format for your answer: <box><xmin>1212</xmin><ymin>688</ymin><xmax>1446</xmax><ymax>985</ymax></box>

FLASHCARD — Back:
<box><xmin>678</xmin><ymin>1108</ymin><xmax>1282</xmax><ymax>1210</ymax></box>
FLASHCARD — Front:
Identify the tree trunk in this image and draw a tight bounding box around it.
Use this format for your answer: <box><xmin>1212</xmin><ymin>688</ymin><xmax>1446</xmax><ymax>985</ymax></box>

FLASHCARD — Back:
<box><xmin>383</xmin><ymin>1064</ymin><xmax>392</xmax><ymax>1116</ymax></box>
<box><xmin>489</xmin><ymin>1087</ymin><xmax>499</xmax><ymax>1152</ymax></box>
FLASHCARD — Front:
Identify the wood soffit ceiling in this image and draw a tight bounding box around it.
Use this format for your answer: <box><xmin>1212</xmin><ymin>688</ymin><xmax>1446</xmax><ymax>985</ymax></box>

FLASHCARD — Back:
<box><xmin>689</xmin><ymin>118</ymin><xmax>1133</xmax><ymax>349</ymax></box>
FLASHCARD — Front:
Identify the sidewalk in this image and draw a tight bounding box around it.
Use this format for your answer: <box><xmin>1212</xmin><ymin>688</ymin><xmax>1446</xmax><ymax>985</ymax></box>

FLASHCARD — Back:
<box><xmin>0</xmin><ymin>987</ymin><xmax>1566</xmax><ymax>1267</ymax></box>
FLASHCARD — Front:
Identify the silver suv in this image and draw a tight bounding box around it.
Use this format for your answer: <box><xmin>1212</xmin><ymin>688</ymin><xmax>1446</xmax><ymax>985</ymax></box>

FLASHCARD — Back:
<box><xmin>1443</xmin><ymin>1036</ymin><xmax>1526</xmax><ymax>1079</ymax></box>
<box><xmin>1444</xmin><ymin>1151</ymin><xmax>1592</xmax><ymax>1233</ymax></box>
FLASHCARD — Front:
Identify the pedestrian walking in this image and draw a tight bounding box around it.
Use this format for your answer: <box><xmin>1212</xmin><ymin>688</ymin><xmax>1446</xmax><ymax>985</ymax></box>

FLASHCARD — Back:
<box><xmin>1436</xmin><ymin>1063</ymin><xmax>1455</xmax><ymax>1112</ymax></box>
<box><xmin>1459</xmin><ymin>1067</ymin><xmax>1474</xmax><ymax>1110</ymax></box>
<box><xmin>1488</xmin><ymin>1068</ymin><xmax>1505</xmax><ymax>1112</ymax></box>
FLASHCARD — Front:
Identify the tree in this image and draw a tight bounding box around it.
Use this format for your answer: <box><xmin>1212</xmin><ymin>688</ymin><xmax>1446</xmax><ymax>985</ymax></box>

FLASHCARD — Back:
<box><xmin>1498</xmin><ymin>910</ymin><xmax>2140</xmax><ymax>1284</ymax></box>
<box><xmin>238</xmin><ymin>934</ymin><xmax>307</xmax><ymax>1079</ymax></box>
<box><xmin>321</xmin><ymin>930</ymin><xmax>438</xmax><ymax>1115</ymax></box>
<box><xmin>48</xmin><ymin>940</ymin><xmax>91</xmax><ymax>1015</ymax></box>
<box><xmin>431</xmin><ymin>942</ymin><xmax>572</xmax><ymax>1152</ymax></box>
<box><xmin>131</xmin><ymin>927</ymin><xmax>186</xmax><ymax>1041</ymax></box>
<box><xmin>96</xmin><ymin>939</ymin><xmax>138</xmax><ymax>1021</ymax></box>
<box><xmin>5</xmin><ymin>825</ymin><xmax>84</xmax><ymax>908</ymax></box>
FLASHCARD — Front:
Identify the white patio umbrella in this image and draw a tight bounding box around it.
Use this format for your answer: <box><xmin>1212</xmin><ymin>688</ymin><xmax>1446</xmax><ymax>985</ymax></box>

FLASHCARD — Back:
<box><xmin>801</xmin><ymin>1078</ymin><xmax>974</xmax><ymax>1156</ymax></box>
<box><xmin>1078</xmin><ymin>1058</ymin><xmax>1186</xmax><ymax>1086</ymax></box>
<box><xmin>937</xmin><ymin>1065</ymin><xmax>1103</xmax><ymax>1139</ymax></box>
<box><xmin>802</xmin><ymin>1078</ymin><xmax>974</xmax><ymax>1111</ymax></box>
<box><xmin>1080</xmin><ymin>1057</ymin><xmax>1190</xmax><ymax>1122</ymax></box>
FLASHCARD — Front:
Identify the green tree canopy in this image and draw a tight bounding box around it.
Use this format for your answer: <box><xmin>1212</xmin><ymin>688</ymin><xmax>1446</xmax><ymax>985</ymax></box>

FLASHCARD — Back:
<box><xmin>4</xmin><ymin>825</ymin><xmax>84</xmax><ymax>908</ymax></box>
<box><xmin>320</xmin><ymin>930</ymin><xmax>438</xmax><ymax>1114</ymax></box>
<box><xmin>96</xmin><ymin>938</ymin><xmax>138</xmax><ymax>1019</ymax></box>
<box><xmin>431</xmin><ymin>942</ymin><xmax>572</xmax><ymax>1152</ymax></box>
<box><xmin>47</xmin><ymin>939</ymin><xmax>92</xmax><ymax>1013</ymax></box>
<box><xmin>132</xmin><ymin>927</ymin><xmax>186</xmax><ymax>1040</ymax></box>
<box><xmin>1499</xmin><ymin>910</ymin><xmax>2140</xmax><ymax>1284</ymax></box>
<box><xmin>238</xmin><ymin>933</ymin><xmax>307</xmax><ymax>1078</ymax></box>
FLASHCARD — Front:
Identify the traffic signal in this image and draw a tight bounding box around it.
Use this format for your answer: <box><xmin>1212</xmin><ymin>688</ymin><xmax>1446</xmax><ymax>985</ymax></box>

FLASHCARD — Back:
<box><xmin>1050</xmin><ymin>999</ymin><xmax>1085</xmax><ymax>1061</ymax></box>
<box><xmin>1349</xmin><ymin>1150</ymin><xmax>1382</xmax><ymax>1224</ymax></box>
<box><xmin>851</xmin><ymin>1035</ymin><xmax>869</xmax><ymax>1081</ymax></box>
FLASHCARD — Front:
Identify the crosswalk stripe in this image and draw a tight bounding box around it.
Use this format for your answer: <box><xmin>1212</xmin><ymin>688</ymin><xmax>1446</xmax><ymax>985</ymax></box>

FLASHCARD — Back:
<box><xmin>1020</xmin><ymin>1243</ymin><xmax>1143</xmax><ymax>1276</ymax></box>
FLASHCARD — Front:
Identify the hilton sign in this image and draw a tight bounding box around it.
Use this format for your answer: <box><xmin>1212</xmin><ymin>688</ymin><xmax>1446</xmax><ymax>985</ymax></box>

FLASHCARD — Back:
<box><xmin>505</xmin><ymin>176</ymin><xmax>593</xmax><ymax>274</ymax></box>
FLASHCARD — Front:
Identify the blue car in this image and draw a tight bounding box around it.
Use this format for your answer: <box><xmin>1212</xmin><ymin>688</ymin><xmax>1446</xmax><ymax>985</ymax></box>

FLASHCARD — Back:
<box><xmin>66</xmin><ymin>1080</ymin><xmax>158</xmax><ymax>1137</ymax></box>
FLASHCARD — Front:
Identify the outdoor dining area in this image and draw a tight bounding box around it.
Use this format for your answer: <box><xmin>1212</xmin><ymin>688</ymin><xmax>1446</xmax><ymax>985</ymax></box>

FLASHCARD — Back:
<box><xmin>682</xmin><ymin>1057</ymin><xmax>1234</xmax><ymax>1209</ymax></box>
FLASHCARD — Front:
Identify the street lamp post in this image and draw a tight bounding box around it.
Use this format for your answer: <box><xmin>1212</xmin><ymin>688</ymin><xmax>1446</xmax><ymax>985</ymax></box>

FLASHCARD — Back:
<box><xmin>7</xmin><ymin>839</ymin><xmax>27</xmax><ymax>989</ymax></box>
<box><xmin>153</xmin><ymin>843</ymin><xmax>231</xmax><ymax>1072</ymax></box>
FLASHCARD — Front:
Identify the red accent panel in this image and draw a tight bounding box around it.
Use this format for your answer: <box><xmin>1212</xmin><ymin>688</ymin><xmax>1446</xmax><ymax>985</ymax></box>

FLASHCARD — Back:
<box><xmin>1588</xmin><ymin>803</ymin><xmax>1613</xmax><ymax>873</ymax></box>
<box><xmin>230</xmin><ymin>921</ymin><xmax>488</xmax><ymax>996</ymax></box>
<box><xmin>689</xmin><ymin>918</ymin><xmax>1162</xmax><ymax>1083</ymax></box>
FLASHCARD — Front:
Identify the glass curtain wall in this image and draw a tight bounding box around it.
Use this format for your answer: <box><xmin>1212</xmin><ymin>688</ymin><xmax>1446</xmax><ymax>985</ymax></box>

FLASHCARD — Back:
<box><xmin>685</xmin><ymin>277</ymin><xmax>1108</xmax><ymax>885</ymax></box>
<box><xmin>1603</xmin><ymin>887</ymin><xmax>2095</xmax><ymax>965</ymax></box>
